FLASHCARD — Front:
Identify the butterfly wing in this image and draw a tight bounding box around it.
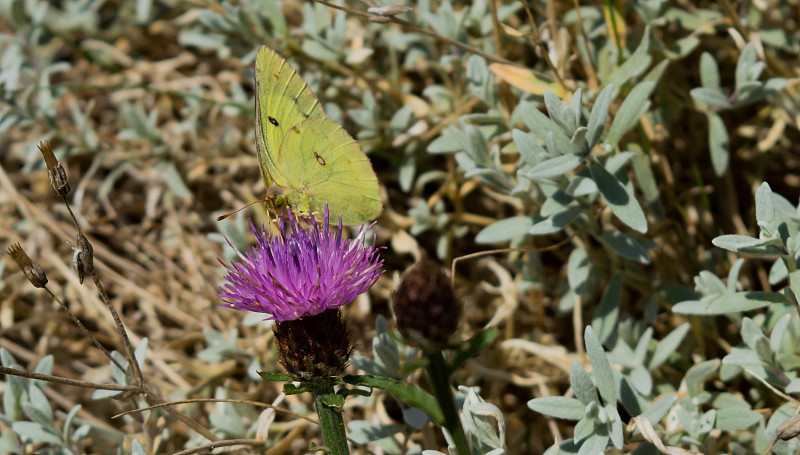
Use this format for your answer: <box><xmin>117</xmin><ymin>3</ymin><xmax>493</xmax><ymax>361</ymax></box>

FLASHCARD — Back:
<box><xmin>277</xmin><ymin>116</ymin><xmax>382</xmax><ymax>225</ymax></box>
<box><xmin>254</xmin><ymin>46</ymin><xmax>325</xmax><ymax>187</ymax></box>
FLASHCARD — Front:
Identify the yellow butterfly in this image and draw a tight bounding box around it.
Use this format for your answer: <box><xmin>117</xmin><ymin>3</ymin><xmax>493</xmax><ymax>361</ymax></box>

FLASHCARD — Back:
<box><xmin>254</xmin><ymin>46</ymin><xmax>382</xmax><ymax>225</ymax></box>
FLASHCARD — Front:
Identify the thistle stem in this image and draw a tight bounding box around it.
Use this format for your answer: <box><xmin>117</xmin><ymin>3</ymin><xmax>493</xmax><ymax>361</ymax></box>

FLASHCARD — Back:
<box><xmin>313</xmin><ymin>380</ymin><xmax>350</xmax><ymax>455</ymax></box>
<box><xmin>426</xmin><ymin>350</ymin><xmax>470</xmax><ymax>455</ymax></box>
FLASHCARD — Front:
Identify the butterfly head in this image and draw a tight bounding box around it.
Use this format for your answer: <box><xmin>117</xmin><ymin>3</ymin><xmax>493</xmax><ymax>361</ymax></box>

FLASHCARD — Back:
<box><xmin>265</xmin><ymin>183</ymin><xmax>289</xmax><ymax>211</ymax></box>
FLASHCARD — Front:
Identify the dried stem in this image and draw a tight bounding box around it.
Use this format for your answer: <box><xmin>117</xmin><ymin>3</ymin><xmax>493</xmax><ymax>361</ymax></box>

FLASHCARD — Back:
<box><xmin>113</xmin><ymin>398</ymin><xmax>318</xmax><ymax>423</ymax></box>
<box><xmin>60</xmin><ymin>195</ymin><xmax>144</xmax><ymax>388</ymax></box>
<box><xmin>309</xmin><ymin>0</ymin><xmax>516</xmax><ymax>66</ymax></box>
<box><xmin>519</xmin><ymin>0</ymin><xmax>567</xmax><ymax>91</ymax></box>
<box><xmin>172</xmin><ymin>439</ymin><xmax>266</xmax><ymax>455</ymax></box>
<box><xmin>572</xmin><ymin>0</ymin><xmax>599</xmax><ymax>88</ymax></box>
<box><xmin>0</xmin><ymin>366</ymin><xmax>139</xmax><ymax>392</ymax></box>
<box><xmin>42</xmin><ymin>286</ymin><xmax>132</xmax><ymax>381</ymax></box>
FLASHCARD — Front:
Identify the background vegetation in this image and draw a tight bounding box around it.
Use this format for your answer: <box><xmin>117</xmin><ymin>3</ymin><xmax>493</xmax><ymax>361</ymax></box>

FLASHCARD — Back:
<box><xmin>1</xmin><ymin>0</ymin><xmax>800</xmax><ymax>453</ymax></box>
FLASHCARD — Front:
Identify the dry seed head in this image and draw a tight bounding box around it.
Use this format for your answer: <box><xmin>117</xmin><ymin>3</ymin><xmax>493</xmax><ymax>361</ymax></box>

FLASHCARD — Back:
<box><xmin>392</xmin><ymin>260</ymin><xmax>460</xmax><ymax>348</ymax></box>
<box><xmin>7</xmin><ymin>243</ymin><xmax>48</xmax><ymax>288</ymax></box>
<box><xmin>67</xmin><ymin>232</ymin><xmax>94</xmax><ymax>283</ymax></box>
<box><xmin>777</xmin><ymin>414</ymin><xmax>800</xmax><ymax>441</ymax></box>
<box><xmin>38</xmin><ymin>140</ymin><xmax>70</xmax><ymax>196</ymax></box>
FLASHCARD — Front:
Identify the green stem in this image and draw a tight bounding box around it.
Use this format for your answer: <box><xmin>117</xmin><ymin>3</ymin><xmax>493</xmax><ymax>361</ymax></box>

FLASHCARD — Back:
<box><xmin>313</xmin><ymin>380</ymin><xmax>350</xmax><ymax>455</ymax></box>
<box><xmin>426</xmin><ymin>350</ymin><xmax>470</xmax><ymax>455</ymax></box>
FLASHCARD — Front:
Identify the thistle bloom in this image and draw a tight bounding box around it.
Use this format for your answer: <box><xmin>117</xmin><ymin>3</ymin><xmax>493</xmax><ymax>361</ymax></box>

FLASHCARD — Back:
<box><xmin>218</xmin><ymin>208</ymin><xmax>383</xmax><ymax>322</ymax></box>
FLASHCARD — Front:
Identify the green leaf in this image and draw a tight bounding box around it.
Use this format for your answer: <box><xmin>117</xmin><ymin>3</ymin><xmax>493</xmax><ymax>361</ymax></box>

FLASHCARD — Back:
<box><xmin>518</xmin><ymin>102</ymin><xmax>578</xmax><ymax>154</ymax></box>
<box><xmin>589</xmin><ymin>160</ymin><xmax>648</xmax><ymax>233</ymax></box>
<box><xmin>11</xmin><ymin>422</ymin><xmax>62</xmax><ymax>446</ymax></box>
<box><xmin>598</xmin><ymin>231</ymin><xmax>650</xmax><ymax>263</ymax></box>
<box><xmin>715</xmin><ymin>408</ymin><xmax>761</xmax><ymax>431</ymax></box>
<box><xmin>684</xmin><ymin>359</ymin><xmax>720</xmax><ymax>396</ymax></box>
<box><xmin>283</xmin><ymin>383</ymin><xmax>312</xmax><ymax>395</ymax></box>
<box><xmin>570</xmin><ymin>361</ymin><xmax>599</xmax><ymax>405</ymax></box>
<box><xmin>629</xmin><ymin>366</ymin><xmax>653</xmax><ymax>396</ymax></box>
<box><xmin>568</xmin><ymin>247</ymin><xmax>591</xmax><ymax>295</ymax></box>
<box><xmin>528</xmin><ymin>396</ymin><xmax>586</xmax><ymax>420</ymax></box>
<box><xmin>641</xmin><ymin>394</ymin><xmax>678</xmax><ymax>424</ymax></box>
<box><xmin>573</xmin><ymin>416</ymin><xmax>596</xmax><ymax>442</ymax></box>
<box><xmin>518</xmin><ymin>154</ymin><xmax>582</xmax><ymax>180</ymax></box>
<box><xmin>592</xmin><ymin>273</ymin><xmax>623</xmax><ymax>343</ymax></box>
<box><xmin>673</xmin><ymin>292</ymin><xmax>787</xmax><ymax>315</ymax></box>
<box><xmin>475</xmin><ymin>216</ymin><xmax>533</xmax><ymax>244</ymax></box>
<box><xmin>700</xmin><ymin>52</ymin><xmax>720</xmax><ymax>89</ymax></box>
<box><xmin>577</xmin><ymin>433</ymin><xmax>610</xmax><ymax>455</ymax></box>
<box><xmin>707</xmin><ymin>112</ymin><xmax>729</xmax><ymax>176</ymax></box>
<box><xmin>649</xmin><ymin>323</ymin><xmax>690</xmax><ymax>369</ymax></box>
<box><xmin>513</xmin><ymin>129</ymin><xmax>546</xmax><ymax>166</ymax></box>
<box><xmin>544</xmin><ymin>89</ymin><xmax>578</xmax><ymax>135</ymax></box>
<box><xmin>712</xmin><ymin>235</ymin><xmax>783</xmax><ymax>255</ymax></box>
<box><xmin>606</xmin><ymin>27</ymin><xmax>651</xmax><ymax>89</ymax></box>
<box><xmin>585</xmin><ymin>327</ymin><xmax>617</xmax><ymax>405</ymax></box>
<box><xmin>755</xmin><ymin>182</ymin><xmax>776</xmax><ymax>232</ymax></box>
<box><xmin>770</xmin><ymin>313</ymin><xmax>792</xmax><ymax>353</ymax></box>
<box><xmin>449</xmin><ymin>328</ymin><xmax>498</xmax><ymax>373</ymax></box>
<box><xmin>342</xmin><ymin>375</ymin><xmax>444</xmax><ymax>424</ymax></box>
<box><xmin>735</xmin><ymin>43</ymin><xmax>757</xmax><ymax>92</ymax></box>
<box><xmin>259</xmin><ymin>372</ymin><xmax>293</xmax><ymax>382</ymax></box>
<box><xmin>320</xmin><ymin>393</ymin><xmax>344</xmax><ymax>408</ymax></box>
<box><xmin>529</xmin><ymin>207</ymin><xmax>583</xmax><ymax>235</ymax></box>
<box><xmin>586</xmin><ymin>84</ymin><xmax>613</xmax><ymax>149</ymax></box>
<box><xmin>604</xmin><ymin>81</ymin><xmax>656</xmax><ymax>151</ymax></box>
<box><xmin>690</xmin><ymin>87</ymin><xmax>731</xmax><ymax>109</ymax></box>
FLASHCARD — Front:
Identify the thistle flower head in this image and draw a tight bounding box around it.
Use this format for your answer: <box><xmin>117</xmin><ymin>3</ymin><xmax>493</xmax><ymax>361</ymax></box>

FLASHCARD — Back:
<box><xmin>218</xmin><ymin>207</ymin><xmax>383</xmax><ymax>322</ymax></box>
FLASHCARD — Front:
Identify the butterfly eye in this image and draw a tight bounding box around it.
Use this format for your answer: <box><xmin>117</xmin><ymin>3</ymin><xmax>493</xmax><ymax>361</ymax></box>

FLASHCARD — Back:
<box><xmin>274</xmin><ymin>195</ymin><xmax>286</xmax><ymax>208</ymax></box>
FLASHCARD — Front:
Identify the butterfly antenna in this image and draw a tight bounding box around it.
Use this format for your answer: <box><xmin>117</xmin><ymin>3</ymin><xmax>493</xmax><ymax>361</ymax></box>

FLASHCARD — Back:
<box><xmin>216</xmin><ymin>198</ymin><xmax>269</xmax><ymax>221</ymax></box>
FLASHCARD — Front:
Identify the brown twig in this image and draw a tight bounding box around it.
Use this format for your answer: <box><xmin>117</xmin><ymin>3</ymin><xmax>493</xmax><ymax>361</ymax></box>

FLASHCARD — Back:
<box><xmin>572</xmin><ymin>0</ymin><xmax>599</xmax><ymax>88</ymax></box>
<box><xmin>171</xmin><ymin>439</ymin><xmax>266</xmax><ymax>455</ymax></box>
<box><xmin>112</xmin><ymin>398</ymin><xmax>318</xmax><ymax>424</ymax></box>
<box><xmin>59</xmin><ymin>194</ymin><xmax>144</xmax><ymax>389</ymax></box>
<box><xmin>0</xmin><ymin>366</ymin><xmax>139</xmax><ymax>392</ymax></box>
<box><xmin>309</xmin><ymin>0</ymin><xmax>516</xmax><ymax>66</ymax></box>
<box><xmin>42</xmin><ymin>286</ymin><xmax>132</xmax><ymax>382</ymax></box>
<box><xmin>518</xmin><ymin>0</ymin><xmax>567</xmax><ymax>91</ymax></box>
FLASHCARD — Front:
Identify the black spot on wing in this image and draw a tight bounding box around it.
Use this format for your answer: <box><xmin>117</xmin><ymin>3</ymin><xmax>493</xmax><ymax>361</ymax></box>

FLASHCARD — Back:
<box><xmin>314</xmin><ymin>152</ymin><xmax>326</xmax><ymax>166</ymax></box>
<box><xmin>268</xmin><ymin>116</ymin><xmax>279</xmax><ymax>126</ymax></box>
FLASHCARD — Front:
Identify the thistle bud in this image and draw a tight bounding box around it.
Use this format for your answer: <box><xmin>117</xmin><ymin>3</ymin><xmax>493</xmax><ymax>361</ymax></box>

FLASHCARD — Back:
<box><xmin>7</xmin><ymin>243</ymin><xmax>48</xmax><ymax>288</ymax></box>
<box><xmin>38</xmin><ymin>140</ymin><xmax>70</xmax><ymax>196</ymax></box>
<box><xmin>274</xmin><ymin>308</ymin><xmax>354</xmax><ymax>380</ymax></box>
<box><xmin>392</xmin><ymin>260</ymin><xmax>460</xmax><ymax>348</ymax></box>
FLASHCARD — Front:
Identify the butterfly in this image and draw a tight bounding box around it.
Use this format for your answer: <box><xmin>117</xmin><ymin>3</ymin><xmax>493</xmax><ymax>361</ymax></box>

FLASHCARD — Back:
<box><xmin>253</xmin><ymin>46</ymin><xmax>382</xmax><ymax>225</ymax></box>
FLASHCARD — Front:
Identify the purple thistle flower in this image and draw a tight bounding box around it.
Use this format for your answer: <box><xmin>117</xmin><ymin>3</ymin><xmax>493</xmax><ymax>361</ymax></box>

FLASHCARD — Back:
<box><xmin>218</xmin><ymin>207</ymin><xmax>383</xmax><ymax>322</ymax></box>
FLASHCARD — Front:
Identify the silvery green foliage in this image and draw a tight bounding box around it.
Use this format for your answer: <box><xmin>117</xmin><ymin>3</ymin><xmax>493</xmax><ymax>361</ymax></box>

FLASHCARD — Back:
<box><xmin>207</xmin><ymin>387</ymin><xmax>263</xmax><ymax>440</ymax></box>
<box><xmin>672</xmin><ymin>182</ymin><xmax>800</xmax><ymax>453</ymax></box>
<box><xmin>458</xmin><ymin>386</ymin><xmax>505</xmax><ymax>455</ymax></box>
<box><xmin>0</xmin><ymin>349</ymin><xmax>89</xmax><ymax>454</ymax></box>
<box><xmin>348</xmin><ymin>316</ymin><xmax>429</xmax><ymax>447</ymax></box>
<box><xmin>351</xmin><ymin>315</ymin><xmax>418</xmax><ymax>379</ymax></box>
<box><xmin>529</xmin><ymin>328</ymin><xmax>625</xmax><ymax>454</ymax></box>
<box><xmin>421</xmin><ymin>386</ymin><xmax>505</xmax><ymax>455</ymax></box>
<box><xmin>690</xmin><ymin>44</ymin><xmax>787</xmax><ymax>175</ymax></box>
